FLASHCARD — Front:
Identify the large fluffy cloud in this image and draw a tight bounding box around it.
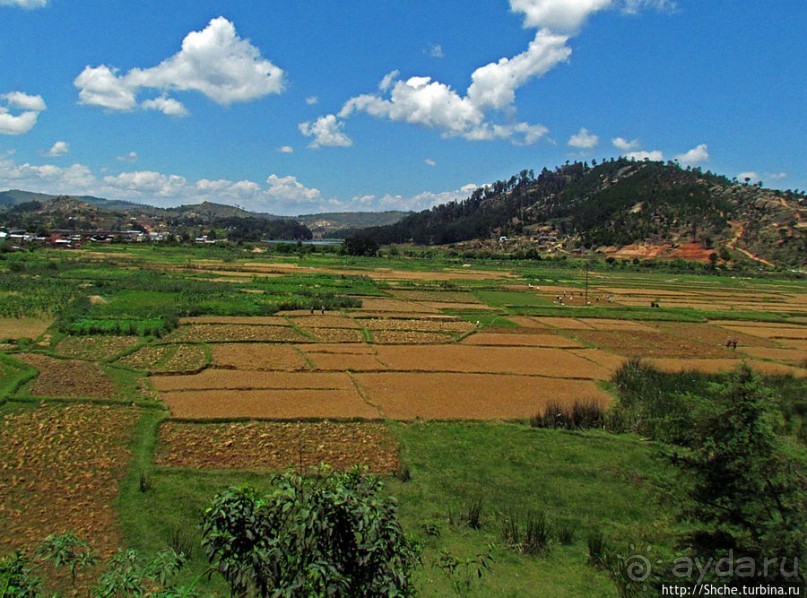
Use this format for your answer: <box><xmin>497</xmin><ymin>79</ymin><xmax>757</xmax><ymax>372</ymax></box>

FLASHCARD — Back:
<box><xmin>303</xmin><ymin>0</ymin><xmax>647</xmax><ymax>147</ymax></box>
<box><xmin>74</xmin><ymin>17</ymin><xmax>284</xmax><ymax>116</ymax></box>
<box><xmin>0</xmin><ymin>91</ymin><xmax>46</xmax><ymax>135</ymax></box>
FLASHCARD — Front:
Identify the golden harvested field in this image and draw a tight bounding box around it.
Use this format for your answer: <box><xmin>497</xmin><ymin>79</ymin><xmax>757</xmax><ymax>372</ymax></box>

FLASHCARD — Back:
<box><xmin>306</xmin><ymin>352</ymin><xmax>388</xmax><ymax>372</ymax></box>
<box><xmin>354</xmin><ymin>372</ymin><xmax>610</xmax><ymax>420</ymax></box>
<box><xmin>162</xmin><ymin>389</ymin><xmax>379</xmax><ymax>419</ymax></box>
<box><xmin>211</xmin><ymin>343</ymin><xmax>309</xmax><ymax>371</ymax></box>
<box><xmin>371</xmin><ymin>345</ymin><xmax>612</xmax><ymax>379</ymax></box>
<box><xmin>462</xmin><ymin>332</ymin><xmax>584</xmax><ymax>347</ymax></box>
<box><xmin>647</xmin><ymin>358</ymin><xmax>807</xmax><ymax>377</ymax></box>
<box><xmin>0</xmin><ymin>404</ymin><xmax>138</xmax><ymax>557</ymax></box>
<box><xmin>738</xmin><ymin>346</ymin><xmax>807</xmax><ymax>365</ymax></box>
<box><xmin>156</xmin><ymin>421</ymin><xmax>399</xmax><ymax>473</ymax></box>
<box><xmin>0</xmin><ymin>317</ymin><xmax>53</xmax><ymax>341</ymax></box>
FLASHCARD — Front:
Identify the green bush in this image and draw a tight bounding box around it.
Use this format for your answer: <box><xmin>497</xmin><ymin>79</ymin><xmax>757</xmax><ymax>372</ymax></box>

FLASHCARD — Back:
<box><xmin>201</xmin><ymin>467</ymin><xmax>420</xmax><ymax>597</ymax></box>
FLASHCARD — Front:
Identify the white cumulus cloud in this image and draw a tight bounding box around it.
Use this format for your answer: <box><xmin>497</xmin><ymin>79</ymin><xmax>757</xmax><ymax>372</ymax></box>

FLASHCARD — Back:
<box><xmin>278</xmin><ymin>145</ymin><xmax>294</xmax><ymax>154</ymax></box>
<box><xmin>425</xmin><ymin>158</ymin><xmax>437</xmax><ymax>167</ymax></box>
<box><xmin>141</xmin><ymin>95</ymin><xmax>189</xmax><ymax>117</ymax></box>
<box><xmin>305</xmin><ymin>0</ymin><xmax>667</xmax><ymax>147</ymax></box>
<box><xmin>568</xmin><ymin>127</ymin><xmax>599</xmax><ymax>149</ymax></box>
<box><xmin>74</xmin><ymin>17</ymin><xmax>284</xmax><ymax>116</ymax></box>
<box><xmin>674</xmin><ymin>143</ymin><xmax>709</xmax><ymax>166</ymax></box>
<box><xmin>509</xmin><ymin>0</ymin><xmax>612</xmax><ymax>33</ymax></box>
<box><xmin>625</xmin><ymin>150</ymin><xmax>664</xmax><ymax>161</ymax></box>
<box><xmin>0</xmin><ymin>91</ymin><xmax>46</xmax><ymax>135</ymax></box>
<box><xmin>299</xmin><ymin>114</ymin><xmax>353</xmax><ymax>148</ymax></box>
<box><xmin>612</xmin><ymin>136</ymin><xmax>640</xmax><ymax>151</ymax></box>
<box><xmin>0</xmin><ymin>0</ymin><xmax>48</xmax><ymax>8</ymax></box>
<box><xmin>45</xmin><ymin>141</ymin><xmax>70</xmax><ymax>157</ymax></box>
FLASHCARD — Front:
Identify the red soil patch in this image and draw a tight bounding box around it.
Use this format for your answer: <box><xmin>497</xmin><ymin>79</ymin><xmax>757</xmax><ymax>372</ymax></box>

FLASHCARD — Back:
<box><xmin>156</xmin><ymin>421</ymin><xmax>399</xmax><ymax>473</ymax></box>
<box><xmin>211</xmin><ymin>343</ymin><xmax>308</xmax><ymax>371</ymax></box>
<box><xmin>0</xmin><ymin>404</ymin><xmax>138</xmax><ymax>558</ymax></box>
<box><xmin>371</xmin><ymin>345</ymin><xmax>611</xmax><ymax>379</ymax></box>
<box><xmin>17</xmin><ymin>354</ymin><xmax>119</xmax><ymax>399</ymax></box>
<box><xmin>162</xmin><ymin>389</ymin><xmax>379</xmax><ymax>419</ymax></box>
<box><xmin>667</xmin><ymin>242</ymin><xmax>715</xmax><ymax>262</ymax></box>
<box><xmin>354</xmin><ymin>372</ymin><xmax>610</xmax><ymax>420</ymax></box>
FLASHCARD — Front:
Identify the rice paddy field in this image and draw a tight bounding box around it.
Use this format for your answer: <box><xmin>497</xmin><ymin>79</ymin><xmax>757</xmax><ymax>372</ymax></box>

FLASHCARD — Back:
<box><xmin>0</xmin><ymin>245</ymin><xmax>805</xmax><ymax>595</ymax></box>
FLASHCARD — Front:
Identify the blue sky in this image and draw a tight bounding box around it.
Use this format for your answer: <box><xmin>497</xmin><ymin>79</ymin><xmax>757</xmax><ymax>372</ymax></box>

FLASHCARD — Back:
<box><xmin>0</xmin><ymin>0</ymin><xmax>804</xmax><ymax>215</ymax></box>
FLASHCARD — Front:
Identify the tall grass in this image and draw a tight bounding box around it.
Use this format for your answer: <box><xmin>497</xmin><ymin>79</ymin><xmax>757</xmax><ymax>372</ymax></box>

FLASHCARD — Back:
<box><xmin>530</xmin><ymin>400</ymin><xmax>606</xmax><ymax>430</ymax></box>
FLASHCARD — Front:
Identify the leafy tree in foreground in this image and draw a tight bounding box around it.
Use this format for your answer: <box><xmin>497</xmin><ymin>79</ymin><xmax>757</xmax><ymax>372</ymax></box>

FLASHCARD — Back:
<box><xmin>201</xmin><ymin>467</ymin><xmax>420</xmax><ymax>597</ymax></box>
<box><xmin>672</xmin><ymin>366</ymin><xmax>805</xmax><ymax>586</ymax></box>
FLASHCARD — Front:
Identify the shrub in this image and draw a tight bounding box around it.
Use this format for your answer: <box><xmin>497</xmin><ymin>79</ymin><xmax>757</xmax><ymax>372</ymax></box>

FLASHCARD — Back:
<box><xmin>201</xmin><ymin>467</ymin><xmax>420</xmax><ymax>597</ymax></box>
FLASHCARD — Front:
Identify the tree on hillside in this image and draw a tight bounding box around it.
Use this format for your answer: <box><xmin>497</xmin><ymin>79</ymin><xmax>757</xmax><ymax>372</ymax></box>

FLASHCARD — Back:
<box><xmin>201</xmin><ymin>467</ymin><xmax>420</xmax><ymax>597</ymax></box>
<box><xmin>671</xmin><ymin>366</ymin><xmax>805</xmax><ymax>587</ymax></box>
<box><xmin>343</xmin><ymin>235</ymin><xmax>379</xmax><ymax>257</ymax></box>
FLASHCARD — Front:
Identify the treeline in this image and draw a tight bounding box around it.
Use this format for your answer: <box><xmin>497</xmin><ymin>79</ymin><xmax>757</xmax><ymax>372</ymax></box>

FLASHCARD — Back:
<box><xmin>358</xmin><ymin>158</ymin><xmax>744</xmax><ymax>248</ymax></box>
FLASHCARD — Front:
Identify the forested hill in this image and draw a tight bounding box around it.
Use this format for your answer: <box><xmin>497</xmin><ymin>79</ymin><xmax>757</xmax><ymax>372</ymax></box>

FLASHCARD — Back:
<box><xmin>359</xmin><ymin>158</ymin><xmax>806</xmax><ymax>267</ymax></box>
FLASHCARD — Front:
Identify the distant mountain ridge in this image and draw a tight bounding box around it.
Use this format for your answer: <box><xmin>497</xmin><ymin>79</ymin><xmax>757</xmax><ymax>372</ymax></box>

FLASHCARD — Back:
<box><xmin>2</xmin><ymin>159</ymin><xmax>805</xmax><ymax>266</ymax></box>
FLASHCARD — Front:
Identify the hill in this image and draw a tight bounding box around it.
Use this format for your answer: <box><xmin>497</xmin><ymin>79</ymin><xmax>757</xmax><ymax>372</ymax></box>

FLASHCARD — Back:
<box><xmin>298</xmin><ymin>211</ymin><xmax>411</xmax><ymax>238</ymax></box>
<box><xmin>359</xmin><ymin>158</ymin><xmax>806</xmax><ymax>268</ymax></box>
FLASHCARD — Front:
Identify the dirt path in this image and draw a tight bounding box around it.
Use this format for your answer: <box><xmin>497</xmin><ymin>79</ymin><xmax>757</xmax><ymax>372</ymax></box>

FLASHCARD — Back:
<box><xmin>727</xmin><ymin>223</ymin><xmax>777</xmax><ymax>268</ymax></box>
